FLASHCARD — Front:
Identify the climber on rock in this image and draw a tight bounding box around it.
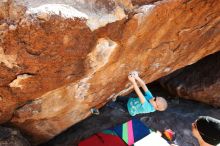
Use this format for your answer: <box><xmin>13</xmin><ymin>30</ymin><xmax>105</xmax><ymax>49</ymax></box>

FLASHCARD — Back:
<box><xmin>114</xmin><ymin>71</ymin><xmax>168</xmax><ymax>116</ymax></box>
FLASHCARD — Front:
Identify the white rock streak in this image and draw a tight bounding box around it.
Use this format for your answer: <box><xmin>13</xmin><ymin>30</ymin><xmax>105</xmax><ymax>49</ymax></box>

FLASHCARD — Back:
<box><xmin>0</xmin><ymin>47</ymin><xmax>17</xmax><ymax>69</ymax></box>
<box><xmin>87</xmin><ymin>38</ymin><xmax>118</xmax><ymax>72</ymax></box>
<box><xmin>74</xmin><ymin>76</ymin><xmax>91</xmax><ymax>100</ymax></box>
<box><xmin>26</xmin><ymin>4</ymin><xmax>88</xmax><ymax>19</ymax></box>
<box><xmin>26</xmin><ymin>3</ymin><xmax>126</xmax><ymax>31</ymax></box>
<box><xmin>86</xmin><ymin>6</ymin><xmax>126</xmax><ymax>31</ymax></box>
<box><xmin>134</xmin><ymin>4</ymin><xmax>155</xmax><ymax>25</ymax></box>
<box><xmin>9</xmin><ymin>74</ymin><xmax>33</xmax><ymax>89</ymax></box>
<box><xmin>73</xmin><ymin>38</ymin><xmax>118</xmax><ymax>100</ymax></box>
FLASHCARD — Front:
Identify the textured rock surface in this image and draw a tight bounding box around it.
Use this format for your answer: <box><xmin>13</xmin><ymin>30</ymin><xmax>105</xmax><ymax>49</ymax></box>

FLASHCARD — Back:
<box><xmin>160</xmin><ymin>51</ymin><xmax>220</xmax><ymax>107</ymax></box>
<box><xmin>40</xmin><ymin>83</ymin><xmax>220</xmax><ymax>146</ymax></box>
<box><xmin>0</xmin><ymin>0</ymin><xmax>220</xmax><ymax>144</ymax></box>
<box><xmin>0</xmin><ymin>126</ymin><xmax>30</xmax><ymax>146</ymax></box>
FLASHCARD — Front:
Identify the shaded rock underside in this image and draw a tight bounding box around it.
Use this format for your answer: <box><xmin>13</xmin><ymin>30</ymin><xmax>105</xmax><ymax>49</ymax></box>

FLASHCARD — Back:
<box><xmin>0</xmin><ymin>126</ymin><xmax>30</xmax><ymax>146</ymax></box>
<box><xmin>160</xmin><ymin>51</ymin><xmax>220</xmax><ymax>107</ymax></box>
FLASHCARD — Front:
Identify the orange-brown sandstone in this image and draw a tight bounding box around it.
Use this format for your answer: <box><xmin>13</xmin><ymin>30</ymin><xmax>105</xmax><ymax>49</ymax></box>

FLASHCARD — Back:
<box><xmin>0</xmin><ymin>0</ymin><xmax>219</xmax><ymax>144</ymax></box>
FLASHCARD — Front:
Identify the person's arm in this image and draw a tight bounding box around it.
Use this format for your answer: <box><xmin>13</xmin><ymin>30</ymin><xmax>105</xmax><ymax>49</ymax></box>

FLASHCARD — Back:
<box><xmin>128</xmin><ymin>75</ymin><xmax>146</xmax><ymax>104</ymax></box>
<box><xmin>131</xmin><ymin>71</ymin><xmax>153</xmax><ymax>100</ymax></box>
<box><xmin>135</xmin><ymin>76</ymin><xmax>149</xmax><ymax>92</ymax></box>
<box><xmin>130</xmin><ymin>71</ymin><xmax>149</xmax><ymax>92</ymax></box>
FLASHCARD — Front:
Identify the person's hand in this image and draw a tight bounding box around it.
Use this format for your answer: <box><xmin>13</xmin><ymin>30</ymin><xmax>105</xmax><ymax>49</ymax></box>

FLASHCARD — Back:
<box><xmin>128</xmin><ymin>74</ymin><xmax>135</xmax><ymax>83</ymax></box>
<box><xmin>129</xmin><ymin>71</ymin><xmax>139</xmax><ymax>79</ymax></box>
<box><xmin>170</xmin><ymin>144</ymin><xmax>178</xmax><ymax>146</ymax></box>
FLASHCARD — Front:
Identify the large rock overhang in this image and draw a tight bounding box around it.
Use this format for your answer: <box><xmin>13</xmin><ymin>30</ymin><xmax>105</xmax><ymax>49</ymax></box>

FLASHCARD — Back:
<box><xmin>0</xmin><ymin>0</ymin><xmax>219</xmax><ymax>144</ymax></box>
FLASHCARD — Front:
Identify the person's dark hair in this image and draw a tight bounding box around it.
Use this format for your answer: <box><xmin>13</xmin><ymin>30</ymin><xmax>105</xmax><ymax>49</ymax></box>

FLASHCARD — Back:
<box><xmin>196</xmin><ymin>116</ymin><xmax>220</xmax><ymax>145</ymax></box>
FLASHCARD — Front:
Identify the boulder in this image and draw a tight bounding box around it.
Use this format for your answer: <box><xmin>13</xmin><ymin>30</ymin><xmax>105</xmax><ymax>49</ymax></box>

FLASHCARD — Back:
<box><xmin>160</xmin><ymin>51</ymin><xmax>220</xmax><ymax>107</ymax></box>
<box><xmin>0</xmin><ymin>0</ymin><xmax>219</xmax><ymax>144</ymax></box>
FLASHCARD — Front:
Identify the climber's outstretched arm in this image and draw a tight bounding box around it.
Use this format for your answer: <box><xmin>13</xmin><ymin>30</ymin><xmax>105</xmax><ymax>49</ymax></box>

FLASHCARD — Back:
<box><xmin>128</xmin><ymin>75</ymin><xmax>146</xmax><ymax>104</ymax></box>
<box><xmin>130</xmin><ymin>71</ymin><xmax>148</xmax><ymax>92</ymax></box>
